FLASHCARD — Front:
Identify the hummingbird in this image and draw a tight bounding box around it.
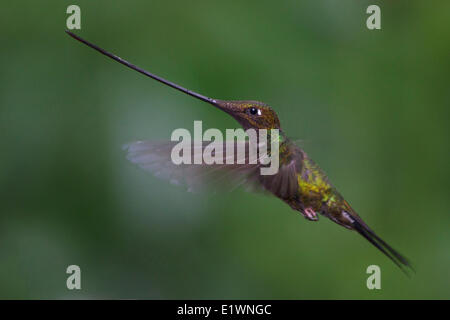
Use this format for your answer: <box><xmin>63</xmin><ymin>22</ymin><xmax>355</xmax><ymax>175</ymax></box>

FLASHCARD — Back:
<box><xmin>66</xmin><ymin>31</ymin><xmax>412</xmax><ymax>274</ymax></box>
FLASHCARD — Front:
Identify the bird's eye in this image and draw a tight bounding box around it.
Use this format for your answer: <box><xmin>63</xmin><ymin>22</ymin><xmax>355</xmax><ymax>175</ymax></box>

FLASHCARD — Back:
<box><xmin>249</xmin><ymin>107</ymin><xmax>260</xmax><ymax>115</ymax></box>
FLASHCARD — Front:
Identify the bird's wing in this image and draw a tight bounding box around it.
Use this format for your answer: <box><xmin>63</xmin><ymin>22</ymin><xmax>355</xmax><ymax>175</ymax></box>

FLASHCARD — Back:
<box><xmin>258</xmin><ymin>157</ymin><xmax>301</xmax><ymax>199</ymax></box>
<box><xmin>124</xmin><ymin>140</ymin><xmax>304</xmax><ymax>196</ymax></box>
<box><xmin>124</xmin><ymin>140</ymin><xmax>265</xmax><ymax>194</ymax></box>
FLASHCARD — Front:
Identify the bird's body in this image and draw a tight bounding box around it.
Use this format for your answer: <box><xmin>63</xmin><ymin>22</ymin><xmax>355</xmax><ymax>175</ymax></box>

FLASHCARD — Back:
<box><xmin>67</xmin><ymin>31</ymin><xmax>412</xmax><ymax>274</ymax></box>
<box><xmin>276</xmin><ymin>135</ymin><xmax>344</xmax><ymax>223</ymax></box>
<box><xmin>272</xmin><ymin>132</ymin><xmax>354</xmax><ymax>228</ymax></box>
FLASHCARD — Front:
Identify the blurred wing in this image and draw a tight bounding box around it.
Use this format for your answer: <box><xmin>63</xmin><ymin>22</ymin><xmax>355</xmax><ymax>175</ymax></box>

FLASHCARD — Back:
<box><xmin>258</xmin><ymin>157</ymin><xmax>301</xmax><ymax>199</ymax></box>
<box><xmin>124</xmin><ymin>140</ymin><xmax>266</xmax><ymax>194</ymax></box>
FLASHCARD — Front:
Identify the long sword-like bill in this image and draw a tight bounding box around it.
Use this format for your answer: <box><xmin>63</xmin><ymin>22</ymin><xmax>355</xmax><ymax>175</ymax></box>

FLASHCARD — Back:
<box><xmin>65</xmin><ymin>30</ymin><xmax>217</xmax><ymax>106</ymax></box>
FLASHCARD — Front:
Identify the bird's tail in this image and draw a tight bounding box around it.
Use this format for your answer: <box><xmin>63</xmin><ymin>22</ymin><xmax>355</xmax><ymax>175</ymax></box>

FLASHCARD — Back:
<box><xmin>351</xmin><ymin>218</ymin><xmax>413</xmax><ymax>276</ymax></box>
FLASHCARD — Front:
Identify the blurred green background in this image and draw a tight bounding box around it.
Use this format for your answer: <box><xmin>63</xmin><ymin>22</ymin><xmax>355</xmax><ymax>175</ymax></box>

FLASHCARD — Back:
<box><xmin>0</xmin><ymin>1</ymin><xmax>449</xmax><ymax>299</ymax></box>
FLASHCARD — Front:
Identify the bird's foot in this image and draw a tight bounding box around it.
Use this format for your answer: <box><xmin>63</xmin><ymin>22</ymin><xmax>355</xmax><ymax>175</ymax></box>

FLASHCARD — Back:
<box><xmin>303</xmin><ymin>207</ymin><xmax>319</xmax><ymax>221</ymax></box>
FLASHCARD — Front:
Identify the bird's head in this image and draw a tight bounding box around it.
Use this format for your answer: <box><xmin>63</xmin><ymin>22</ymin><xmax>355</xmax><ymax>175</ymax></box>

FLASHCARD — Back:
<box><xmin>214</xmin><ymin>100</ymin><xmax>281</xmax><ymax>130</ymax></box>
